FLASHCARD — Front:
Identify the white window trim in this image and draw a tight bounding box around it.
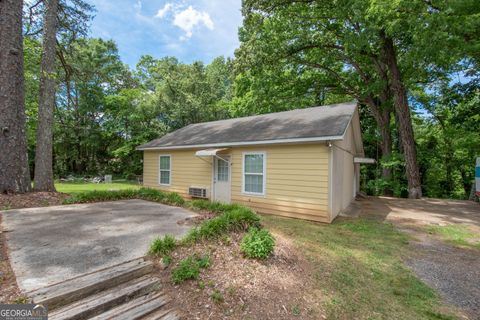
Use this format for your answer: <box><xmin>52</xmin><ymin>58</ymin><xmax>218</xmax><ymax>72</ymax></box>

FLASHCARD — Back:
<box><xmin>242</xmin><ymin>151</ymin><xmax>266</xmax><ymax>196</ymax></box>
<box><xmin>158</xmin><ymin>154</ymin><xmax>171</xmax><ymax>186</ymax></box>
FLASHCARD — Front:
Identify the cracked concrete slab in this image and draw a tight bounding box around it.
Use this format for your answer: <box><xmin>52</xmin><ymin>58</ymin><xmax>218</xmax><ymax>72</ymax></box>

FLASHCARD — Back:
<box><xmin>1</xmin><ymin>199</ymin><xmax>196</xmax><ymax>291</ymax></box>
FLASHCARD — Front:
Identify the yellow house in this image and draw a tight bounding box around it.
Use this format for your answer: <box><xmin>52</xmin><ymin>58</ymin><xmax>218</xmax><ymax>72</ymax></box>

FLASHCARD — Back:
<box><xmin>137</xmin><ymin>102</ymin><xmax>370</xmax><ymax>223</ymax></box>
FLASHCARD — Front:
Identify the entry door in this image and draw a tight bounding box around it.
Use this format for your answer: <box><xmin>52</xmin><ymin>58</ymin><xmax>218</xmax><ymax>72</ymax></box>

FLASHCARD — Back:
<box><xmin>214</xmin><ymin>157</ymin><xmax>231</xmax><ymax>203</ymax></box>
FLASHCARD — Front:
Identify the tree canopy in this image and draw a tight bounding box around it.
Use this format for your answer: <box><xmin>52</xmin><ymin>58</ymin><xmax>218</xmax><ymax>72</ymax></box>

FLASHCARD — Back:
<box><xmin>9</xmin><ymin>0</ymin><xmax>480</xmax><ymax>199</ymax></box>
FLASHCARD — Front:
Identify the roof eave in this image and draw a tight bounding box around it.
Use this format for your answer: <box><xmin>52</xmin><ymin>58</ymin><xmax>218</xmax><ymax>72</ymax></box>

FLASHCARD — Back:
<box><xmin>136</xmin><ymin>135</ymin><xmax>345</xmax><ymax>151</ymax></box>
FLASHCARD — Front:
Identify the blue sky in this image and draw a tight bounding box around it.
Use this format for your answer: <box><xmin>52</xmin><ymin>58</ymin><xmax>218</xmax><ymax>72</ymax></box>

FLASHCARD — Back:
<box><xmin>87</xmin><ymin>0</ymin><xmax>243</xmax><ymax>67</ymax></box>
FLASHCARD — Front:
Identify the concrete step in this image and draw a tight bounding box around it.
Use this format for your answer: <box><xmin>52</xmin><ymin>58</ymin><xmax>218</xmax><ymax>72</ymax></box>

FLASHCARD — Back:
<box><xmin>28</xmin><ymin>258</ymin><xmax>153</xmax><ymax>310</ymax></box>
<box><xmin>90</xmin><ymin>292</ymin><xmax>169</xmax><ymax>320</ymax></box>
<box><xmin>48</xmin><ymin>275</ymin><xmax>160</xmax><ymax>320</ymax></box>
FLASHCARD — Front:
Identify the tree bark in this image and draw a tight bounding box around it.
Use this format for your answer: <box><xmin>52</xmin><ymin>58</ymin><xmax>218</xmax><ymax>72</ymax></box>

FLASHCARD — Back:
<box><xmin>381</xmin><ymin>33</ymin><xmax>422</xmax><ymax>198</ymax></box>
<box><xmin>364</xmin><ymin>98</ymin><xmax>394</xmax><ymax>196</ymax></box>
<box><xmin>0</xmin><ymin>0</ymin><xmax>32</xmax><ymax>193</ymax></box>
<box><xmin>378</xmin><ymin>108</ymin><xmax>393</xmax><ymax>196</ymax></box>
<box><xmin>34</xmin><ymin>0</ymin><xmax>59</xmax><ymax>191</ymax></box>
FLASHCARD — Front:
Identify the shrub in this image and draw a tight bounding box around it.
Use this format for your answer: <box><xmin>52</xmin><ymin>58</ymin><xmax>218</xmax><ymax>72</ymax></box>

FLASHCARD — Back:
<box><xmin>183</xmin><ymin>207</ymin><xmax>261</xmax><ymax>244</ymax></box>
<box><xmin>240</xmin><ymin>228</ymin><xmax>275</xmax><ymax>259</ymax></box>
<box><xmin>189</xmin><ymin>200</ymin><xmax>242</xmax><ymax>214</ymax></box>
<box><xmin>165</xmin><ymin>192</ymin><xmax>185</xmax><ymax>206</ymax></box>
<box><xmin>137</xmin><ymin>188</ymin><xmax>167</xmax><ymax>202</ymax></box>
<box><xmin>171</xmin><ymin>254</ymin><xmax>211</xmax><ymax>284</ymax></box>
<box><xmin>62</xmin><ymin>188</ymin><xmax>175</xmax><ymax>205</ymax></box>
<box><xmin>223</xmin><ymin>207</ymin><xmax>261</xmax><ymax>230</ymax></box>
<box><xmin>148</xmin><ymin>235</ymin><xmax>177</xmax><ymax>256</ymax></box>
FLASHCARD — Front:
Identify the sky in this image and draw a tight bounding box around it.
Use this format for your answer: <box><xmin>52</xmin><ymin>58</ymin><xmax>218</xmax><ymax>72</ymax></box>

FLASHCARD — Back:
<box><xmin>87</xmin><ymin>0</ymin><xmax>243</xmax><ymax>67</ymax></box>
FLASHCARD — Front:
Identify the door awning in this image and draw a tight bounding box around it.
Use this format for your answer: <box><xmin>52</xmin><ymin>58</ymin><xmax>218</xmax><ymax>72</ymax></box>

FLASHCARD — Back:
<box><xmin>195</xmin><ymin>148</ymin><xmax>229</xmax><ymax>157</ymax></box>
<box><xmin>354</xmin><ymin>157</ymin><xmax>376</xmax><ymax>164</ymax></box>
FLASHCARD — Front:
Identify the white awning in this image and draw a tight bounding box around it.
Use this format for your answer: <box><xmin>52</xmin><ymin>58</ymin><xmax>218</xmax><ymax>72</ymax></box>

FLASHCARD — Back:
<box><xmin>195</xmin><ymin>148</ymin><xmax>229</xmax><ymax>157</ymax></box>
<box><xmin>354</xmin><ymin>157</ymin><xmax>376</xmax><ymax>164</ymax></box>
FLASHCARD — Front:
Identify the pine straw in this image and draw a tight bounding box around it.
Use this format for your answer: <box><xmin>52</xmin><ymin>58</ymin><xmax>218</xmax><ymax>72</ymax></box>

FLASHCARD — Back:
<box><xmin>151</xmin><ymin>231</ymin><xmax>325</xmax><ymax>319</ymax></box>
<box><xmin>0</xmin><ymin>192</ymin><xmax>68</xmax><ymax>210</ymax></box>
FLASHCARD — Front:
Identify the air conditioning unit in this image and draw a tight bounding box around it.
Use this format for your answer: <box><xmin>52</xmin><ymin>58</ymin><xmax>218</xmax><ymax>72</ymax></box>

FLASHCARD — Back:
<box><xmin>188</xmin><ymin>186</ymin><xmax>209</xmax><ymax>199</ymax></box>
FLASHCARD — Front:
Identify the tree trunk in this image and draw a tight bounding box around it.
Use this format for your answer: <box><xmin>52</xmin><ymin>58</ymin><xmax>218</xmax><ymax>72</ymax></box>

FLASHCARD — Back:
<box><xmin>364</xmin><ymin>97</ymin><xmax>394</xmax><ymax>196</ymax></box>
<box><xmin>34</xmin><ymin>0</ymin><xmax>59</xmax><ymax>191</ymax></box>
<box><xmin>378</xmin><ymin>108</ymin><xmax>394</xmax><ymax>196</ymax></box>
<box><xmin>0</xmin><ymin>0</ymin><xmax>32</xmax><ymax>193</ymax></box>
<box><xmin>381</xmin><ymin>33</ymin><xmax>422</xmax><ymax>198</ymax></box>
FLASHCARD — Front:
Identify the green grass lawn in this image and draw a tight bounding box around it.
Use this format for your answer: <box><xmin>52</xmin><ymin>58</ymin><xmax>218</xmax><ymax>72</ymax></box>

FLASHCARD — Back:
<box><xmin>425</xmin><ymin>224</ymin><xmax>480</xmax><ymax>249</ymax></box>
<box><xmin>55</xmin><ymin>181</ymin><xmax>141</xmax><ymax>195</ymax></box>
<box><xmin>262</xmin><ymin>215</ymin><xmax>459</xmax><ymax>320</ymax></box>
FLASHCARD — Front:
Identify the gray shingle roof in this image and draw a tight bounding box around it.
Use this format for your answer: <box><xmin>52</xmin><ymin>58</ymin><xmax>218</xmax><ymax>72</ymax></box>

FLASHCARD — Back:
<box><xmin>137</xmin><ymin>102</ymin><xmax>357</xmax><ymax>150</ymax></box>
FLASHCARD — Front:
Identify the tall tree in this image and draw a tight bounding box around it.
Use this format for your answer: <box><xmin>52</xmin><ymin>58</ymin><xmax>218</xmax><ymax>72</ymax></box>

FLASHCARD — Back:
<box><xmin>0</xmin><ymin>0</ymin><xmax>32</xmax><ymax>193</ymax></box>
<box><xmin>34</xmin><ymin>0</ymin><xmax>59</xmax><ymax>191</ymax></box>
<box><xmin>237</xmin><ymin>0</ymin><xmax>479</xmax><ymax>198</ymax></box>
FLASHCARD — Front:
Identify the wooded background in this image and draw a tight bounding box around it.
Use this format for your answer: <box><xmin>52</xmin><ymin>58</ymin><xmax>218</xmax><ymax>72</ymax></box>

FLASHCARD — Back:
<box><xmin>1</xmin><ymin>0</ymin><xmax>479</xmax><ymax>199</ymax></box>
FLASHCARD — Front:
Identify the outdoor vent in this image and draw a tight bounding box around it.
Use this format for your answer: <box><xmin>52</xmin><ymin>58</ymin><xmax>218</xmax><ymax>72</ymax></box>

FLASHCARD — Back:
<box><xmin>189</xmin><ymin>186</ymin><xmax>209</xmax><ymax>199</ymax></box>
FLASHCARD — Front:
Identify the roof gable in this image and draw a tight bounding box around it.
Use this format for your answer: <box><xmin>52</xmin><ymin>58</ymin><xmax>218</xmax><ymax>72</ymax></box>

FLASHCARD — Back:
<box><xmin>137</xmin><ymin>102</ymin><xmax>357</xmax><ymax>150</ymax></box>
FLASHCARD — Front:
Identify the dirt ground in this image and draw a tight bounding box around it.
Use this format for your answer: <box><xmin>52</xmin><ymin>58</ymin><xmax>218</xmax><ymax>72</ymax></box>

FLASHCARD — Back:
<box><xmin>359</xmin><ymin>197</ymin><xmax>480</xmax><ymax>320</ymax></box>
<box><xmin>0</xmin><ymin>215</ymin><xmax>22</xmax><ymax>303</ymax></box>
<box><xmin>0</xmin><ymin>192</ymin><xmax>67</xmax><ymax>210</ymax></box>
<box><xmin>361</xmin><ymin>196</ymin><xmax>480</xmax><ymax>227</ymax></box>
<box><xmin>152</xmin><ymin>231</ymin><xmax>325</xmax><ymax>320</ymax></box>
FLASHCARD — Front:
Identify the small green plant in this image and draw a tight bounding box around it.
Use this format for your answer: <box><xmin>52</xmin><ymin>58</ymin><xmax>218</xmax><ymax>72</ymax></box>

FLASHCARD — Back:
<box><xmin>197</xmin><ymin>254</ymin><xmax>211</xmax><ymax>268</ymax></box>
<box><xmin>171</xmin><ymin>254</ymin><xmax>211</xmax><ymax>284</ymax></box>
<box><xmin>292</xmin><ymin>305</ymin><xmax>301</xmax><ymax>316</ymax></box>
<box><xmin>14</xmin><ymin>296</ymin><xmax>29</xmax><ymax>304</ymax></box>
<box><xmin>162</xmin><ymin>255</ymin><xmax>173</xmax><ymax>266</ymax></box>
<box><xmin>211</xmin><ymin>290</ymin><xmax>224</xmax><ymax>303</ymax></box>
<box><xmin>198</xmin><ymin>280</ymin><xmax>206</xmax><ymax>289</ymax></box>
<box><xmin>240</xmin><ymin>228</ymin><xmax>275</xmax><ymax>259</ymax></box>
<box><xmin>148</xmin><ymin>235</ymin><xmax>176</xmax><ymax>256</ymax></box>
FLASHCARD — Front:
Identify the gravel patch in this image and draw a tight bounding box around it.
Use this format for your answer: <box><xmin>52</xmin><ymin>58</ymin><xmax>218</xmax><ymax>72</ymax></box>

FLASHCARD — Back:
<box><xmin>405</xmin><ymin>230</ymin><xmax>480</xmax><ymax>320</ymax></box>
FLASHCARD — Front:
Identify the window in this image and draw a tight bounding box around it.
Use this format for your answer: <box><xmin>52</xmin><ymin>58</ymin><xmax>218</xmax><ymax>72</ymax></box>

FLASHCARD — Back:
<box><xmin>243</xmin><ymin>152</ymin><xmax>265</xmax><ymax>195</ymax></box>
<box><xmin>217</xmin><ymin>158</ymin><xmax>229</xmax><ymax>182</ymax></box>
<box><xmin>159</xmin><ymin>155</ymin><xmax>171</xmax><ymax>185</ymax></box>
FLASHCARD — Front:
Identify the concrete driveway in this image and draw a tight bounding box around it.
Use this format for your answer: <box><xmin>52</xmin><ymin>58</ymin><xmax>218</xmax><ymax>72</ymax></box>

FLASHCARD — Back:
<box><xmin>1</xmin><ymin>199</ymin><xmax>196</xmax><ymax>291</ymax></box>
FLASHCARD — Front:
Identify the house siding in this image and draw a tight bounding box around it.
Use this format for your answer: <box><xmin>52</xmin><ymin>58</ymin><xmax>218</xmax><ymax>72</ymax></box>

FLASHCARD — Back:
<box><xmin>143</xmin><ymin>150</ymin><xmax>212</xmax><ymax>198</ymax></box>
<box><xmin>230</xmin><ymin>144</ymin><xmax>330</xmax><ymax>223</ymax></box>
<box><xmin>331</xmin><ymin>123</ymin><xmax>356</xmax><ymax>220</ymax></box>
<box><xmin>142</xmin><ymin>143</ymin><xmax>331</xmax><ymax>222</ymax></box>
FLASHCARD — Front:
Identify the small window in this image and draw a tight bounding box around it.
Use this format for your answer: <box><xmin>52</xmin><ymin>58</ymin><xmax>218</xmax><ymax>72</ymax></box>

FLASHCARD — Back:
<box><xmin>243</xmin><ymin>152</ymin><xmax>265</xmax><ymax>195</ymax></box>
<box><xmin>217</xmin><ymin>158</ymin><xmax>229</xmax><ymax>182</ymax></box>
<box><xmin>159</xmin><ymin>155</ymin><xmax>171</xmax><ymax>185</ymax></box>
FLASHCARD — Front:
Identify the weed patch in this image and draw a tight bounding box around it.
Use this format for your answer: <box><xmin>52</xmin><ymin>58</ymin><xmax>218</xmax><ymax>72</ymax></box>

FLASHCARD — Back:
<box><xmin>149</xmin><ymin>235</ymin><xmax>176</xmax><ymax>256</ymax></box>
<box><xmin>240</xmin><ymin>227</ymin><xmax>275</xmax><ymax>259</ymax></box>
<box><xmin>171</xmin><ymin>254</ymin><xmax>211</xmax><ymax>284</ymax></box>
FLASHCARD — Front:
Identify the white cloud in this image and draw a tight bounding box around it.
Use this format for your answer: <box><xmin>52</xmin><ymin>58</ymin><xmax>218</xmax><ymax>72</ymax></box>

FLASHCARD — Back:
<box><xmin>155</xmin><ymin>3</ymin><xmax>173</xmax><ymax>19</ymax></box>
<box><xmin>134</xmin><ymin>0</ymin><xmax>142</xmax><ymax>12</ymax></box>
<box><xmin>172</xmin><ymin>6</ymin><xmax>214</xmax><ymax>38</ymax></box>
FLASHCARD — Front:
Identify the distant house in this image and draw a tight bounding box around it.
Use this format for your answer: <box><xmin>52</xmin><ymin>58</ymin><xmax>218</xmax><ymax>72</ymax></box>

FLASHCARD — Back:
<box><xmin>137</xmin><ymin>102</ymin><xmax>371</xmax><ymax>223</ymax></box>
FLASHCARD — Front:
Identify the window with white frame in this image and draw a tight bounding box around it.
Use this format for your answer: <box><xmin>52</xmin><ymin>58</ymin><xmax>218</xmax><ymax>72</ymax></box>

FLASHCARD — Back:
<box><xmin>159</xmin><ymin>155</ymin><xmax>171</xmax><ymax>185</ymax></box>
<box><xmin>243</xmin><ymin>152</ymin><xmax>265</xmax><ymax>195</ymax></box>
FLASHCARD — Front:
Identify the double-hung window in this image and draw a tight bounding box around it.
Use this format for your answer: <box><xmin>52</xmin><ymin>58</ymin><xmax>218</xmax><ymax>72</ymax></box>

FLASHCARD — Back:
<box><xmin>243</xmin><ymin>152</ymin><xmax>266</xmax><ymax>195</ymax></box>
<box><xmin>159</xmin><ymin>155</ymin><xmax>171</xmax><ymax>185</ymax></box>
